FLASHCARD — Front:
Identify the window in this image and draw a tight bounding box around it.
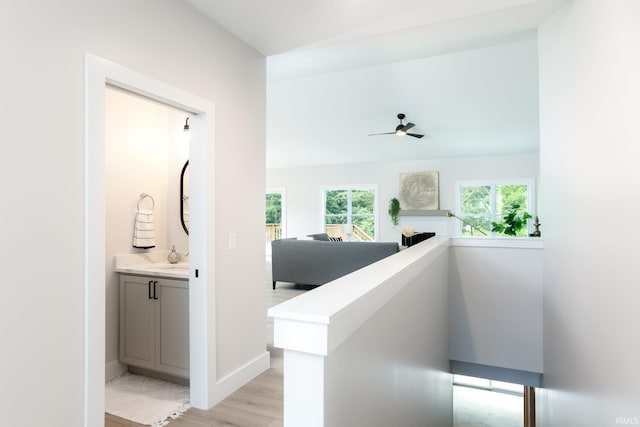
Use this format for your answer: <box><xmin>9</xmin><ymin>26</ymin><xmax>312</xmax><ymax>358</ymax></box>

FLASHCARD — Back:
<box><xmin>457</xmin><ymin>180</ymin><xmax>533</xmax><ymax>236</ymax></box>
<box><xmin>323</xmin><ymin>186</ymin><xmax>377</xmax><ymax>241</ymax></box>
<box><xmin>266</xmin><ymin>189</ymin><xmax>285</xmax><ymax>242</ymax></box>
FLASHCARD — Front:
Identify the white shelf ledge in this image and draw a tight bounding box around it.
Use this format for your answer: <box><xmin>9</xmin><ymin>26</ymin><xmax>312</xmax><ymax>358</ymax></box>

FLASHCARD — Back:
<box><xmin>451</xmin><ymin>236</ymin><xmax>543</xmax><ymax>249</ymax></box>
<box><xmin>397</xmin><ymin>209</ymin><xmax>449</xmax><ymax>216</ymax></box>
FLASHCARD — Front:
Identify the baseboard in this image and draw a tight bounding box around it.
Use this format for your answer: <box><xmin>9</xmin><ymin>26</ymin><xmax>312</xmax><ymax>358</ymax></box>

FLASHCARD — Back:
<box><xmin>210</xmin><ymin>351</ymin><xmax>270</xmax><ymax>406</ymax></box>
<box><xmin>105</xmin><ymin>360</ymin><xmax>128</xmax><ymax>382</ymax></box>
<box><xmin>128</xmin><ymin>366</ymin><xmax>190</xmax><ymax>386</ymax></box>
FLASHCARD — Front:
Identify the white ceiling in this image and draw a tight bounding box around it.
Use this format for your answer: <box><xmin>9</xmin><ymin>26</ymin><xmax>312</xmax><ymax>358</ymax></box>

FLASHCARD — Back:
<box><xmin>267</xmin><ymin>36</ymin><xmax>540</xmax><ymax>168</ymax></box>
<box><xmin>185</xmin><ymin>0</ymin><xmax>563</xmax><ymax>57</ymax></box>
<box><xmin>185</xmin><ymin>0</ymin><xmax>566</xmax><ymax>168</ymax></box>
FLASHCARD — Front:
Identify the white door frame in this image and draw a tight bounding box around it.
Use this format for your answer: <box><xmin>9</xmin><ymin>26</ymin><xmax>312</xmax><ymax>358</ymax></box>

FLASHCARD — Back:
<box><xmin>84</xmin><ymin>54</ymin><xmax>215</xmax><ymax>426</ymax></box>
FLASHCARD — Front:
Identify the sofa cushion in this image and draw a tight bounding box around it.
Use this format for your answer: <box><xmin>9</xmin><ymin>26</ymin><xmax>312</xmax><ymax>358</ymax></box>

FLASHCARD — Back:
<box><xmin>328</xmin><ymin>236</ymin><xmax>343</xmax><ymax>241</ymax></box>
<box><xmin>308</xmin><ymin>233</ymin><xmax>330</xmax><ymax>241</ymax></box>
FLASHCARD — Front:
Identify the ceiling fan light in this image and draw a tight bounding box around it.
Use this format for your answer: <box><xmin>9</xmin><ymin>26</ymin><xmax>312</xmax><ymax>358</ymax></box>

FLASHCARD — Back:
<box><xmin>369</xmin><ymin>113</ymin><xmax>425</xmax><ymax>139</ymax></box>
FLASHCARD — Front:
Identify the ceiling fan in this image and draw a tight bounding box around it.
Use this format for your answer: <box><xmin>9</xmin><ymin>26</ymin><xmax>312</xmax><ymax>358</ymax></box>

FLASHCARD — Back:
<box><xmin>369</xmin><ymin>113</ymin><xmax>424</xmax><ymax>139</ymax></box>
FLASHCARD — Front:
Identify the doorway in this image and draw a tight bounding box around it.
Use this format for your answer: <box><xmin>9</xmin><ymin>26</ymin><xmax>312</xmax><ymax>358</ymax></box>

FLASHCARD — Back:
<box><xmin>84</xmin><ymin>54</ymin><xmax>215</xmax><ymax>426</ymax></box>
<box><xmin>103</xmin><ymin>85</ymin><xmax>191</xmax><ymax>419</ymax></box>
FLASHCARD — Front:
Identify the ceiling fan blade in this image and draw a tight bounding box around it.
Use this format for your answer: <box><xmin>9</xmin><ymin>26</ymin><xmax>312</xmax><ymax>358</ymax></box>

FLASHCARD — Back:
<box><xmin>402</xmin><ymin>122</ymin><xmax>415</xmax><ymax>132</ymax></box>
<box><xmin>368</xmin><ymin>132</ymin><xmax>396</xmax><ymax>136</ymax></box>
<box><xmin>407</xmin><ymin>133</ymin><xmax>424</xmax><ymax>139</ymax></box>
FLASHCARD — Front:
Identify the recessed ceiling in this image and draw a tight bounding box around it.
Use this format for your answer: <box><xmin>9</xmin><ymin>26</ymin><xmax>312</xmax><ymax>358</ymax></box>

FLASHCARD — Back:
<box><xmin>184</xmin><ymin>0</ymin><xmax>566</xmax><ymax>168</ymax></box>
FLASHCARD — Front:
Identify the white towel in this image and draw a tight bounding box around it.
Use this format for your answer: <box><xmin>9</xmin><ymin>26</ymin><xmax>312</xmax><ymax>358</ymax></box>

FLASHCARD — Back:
<box><xmin>133</xmin><ymin>209</ymin><xmax>155</xmax><ymax>249</ymax></box>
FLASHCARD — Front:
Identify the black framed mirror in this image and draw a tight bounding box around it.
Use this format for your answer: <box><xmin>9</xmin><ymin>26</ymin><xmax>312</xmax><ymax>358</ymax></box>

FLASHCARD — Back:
<box><xmin>180</xmin><ymin>160</ymin><xmax>189</xmax><ymax>235</ymax></box>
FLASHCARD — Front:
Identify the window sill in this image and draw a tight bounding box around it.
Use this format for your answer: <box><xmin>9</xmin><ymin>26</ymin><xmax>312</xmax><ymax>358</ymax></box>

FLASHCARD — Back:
<box><xmin>450</xmin><ymin>236</ymin><xmax>543</xmax><ymax>249</ymax></box>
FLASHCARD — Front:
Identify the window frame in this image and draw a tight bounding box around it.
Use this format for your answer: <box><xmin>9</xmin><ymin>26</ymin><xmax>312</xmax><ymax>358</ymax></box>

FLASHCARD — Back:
<box><xmin>320</xmin><ymin>184</ymin><xmax>379</xmax><ymax>241</ymax></box>
<box><xmin>455</xmin><ymin>179</ymin><xmax>535</xmax><ymax>237</ymax></box>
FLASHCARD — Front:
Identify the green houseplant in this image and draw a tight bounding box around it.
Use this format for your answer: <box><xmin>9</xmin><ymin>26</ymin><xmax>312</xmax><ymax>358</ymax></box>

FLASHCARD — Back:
<box><xmin>388</xmin><ymin>197</ymin><xmax>400</xmax><ymax>226</ymax></box>
<box><xmin>491</xmin><ymin>203</ymin><xmax>532</xmax><ymax>236</ymax></box>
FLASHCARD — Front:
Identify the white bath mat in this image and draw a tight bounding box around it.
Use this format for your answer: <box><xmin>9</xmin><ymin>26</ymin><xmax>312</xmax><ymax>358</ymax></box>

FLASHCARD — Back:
<box><xmin>105</xmin><ymin>373</ymin><xmax>190</xmax><ymax>426</ymax></box>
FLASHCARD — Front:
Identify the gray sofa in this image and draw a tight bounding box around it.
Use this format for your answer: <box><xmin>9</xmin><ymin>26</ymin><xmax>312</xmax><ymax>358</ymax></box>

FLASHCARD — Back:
<box><xmin>271</xmin><ymin>238</ymin><xmax>399</xmax><ymax>289</ymax></box>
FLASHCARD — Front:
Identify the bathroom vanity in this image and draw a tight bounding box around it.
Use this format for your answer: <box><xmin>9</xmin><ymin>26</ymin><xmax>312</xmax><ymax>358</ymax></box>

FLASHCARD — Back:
<box><xmin>115</xmin><ymin>253</ymin><xmax>189</xmax><ymax>379</ymax></box>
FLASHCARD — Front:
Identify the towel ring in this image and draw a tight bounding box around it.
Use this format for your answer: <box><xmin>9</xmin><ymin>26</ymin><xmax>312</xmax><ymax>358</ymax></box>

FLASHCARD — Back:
<box><xmin>137</xmin><ymin>193</ymin><xmax>155</xmax><ymax>211</ymax></box>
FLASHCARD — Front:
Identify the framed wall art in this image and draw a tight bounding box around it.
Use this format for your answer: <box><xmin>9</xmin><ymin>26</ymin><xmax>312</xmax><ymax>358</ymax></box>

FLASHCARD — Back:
<box><xmin>399</xmin><ymin>171</ymin><xmax>439</xmax><ymax>213</ymax></box>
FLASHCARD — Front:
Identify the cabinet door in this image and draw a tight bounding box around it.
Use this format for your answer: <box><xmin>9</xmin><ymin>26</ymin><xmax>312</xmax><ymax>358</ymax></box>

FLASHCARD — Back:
<box><xmin>119</xmin><ymin>275</ymin><xmax>155</xmax><ymax>370</ymax></box>
<box><xmin>156</xmin><ymin>279</ymin><xmax>189</xmax><ymax>378</ymax></box>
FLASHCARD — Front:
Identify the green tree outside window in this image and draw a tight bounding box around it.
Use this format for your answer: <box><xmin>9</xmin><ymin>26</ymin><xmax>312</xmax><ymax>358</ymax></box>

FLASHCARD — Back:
<box><xmin>459</xmin><ymin>182</ymin><xmax>531</xmax><ymax>236</ymax></box>
<box><xmin>266</xmin><ymin>193</ymin><xmax>282</xmax><ymax>224</ymax></box>
<box><xmin>324</xmin><ymin>188</ymin><xmax>376</xmax><ymax>239</ymax></box>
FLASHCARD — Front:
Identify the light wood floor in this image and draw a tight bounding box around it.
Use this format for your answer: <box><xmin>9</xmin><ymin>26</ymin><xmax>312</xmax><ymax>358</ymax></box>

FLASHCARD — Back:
<box><xmin>106</xmin><ymin>275</ymin><xmax>305</xmax><ymax>427</ymax></box>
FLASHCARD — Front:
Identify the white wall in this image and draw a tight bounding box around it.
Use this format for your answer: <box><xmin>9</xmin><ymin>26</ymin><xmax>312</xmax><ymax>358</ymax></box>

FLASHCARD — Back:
<box><xmin>0</xmin><ymin>1</ymin><xmax>265</xmax><ymax>425</ymax></box>
<box><xmin>105</xmin><ymin>87</ymin><xmax>189</xmax><ymax>372</ymax></box>
<box><xmin>324</xmin><ymin>245</ymin><xmax>452</xmax><ymax>427</ymax></box>
<box><xmin>267</xmin><ymin>153</ymin><xmax>538</xmax><ymax>243</ymax></box>
<box><xmin>449</xmin><ymin>239</ymin><xmax>543</xmax><ymax>377</ymax></box>
<box><xmin>538</xmin><ymin>1</ymin><xmax>640</xmax><ymax>425</ymax></box>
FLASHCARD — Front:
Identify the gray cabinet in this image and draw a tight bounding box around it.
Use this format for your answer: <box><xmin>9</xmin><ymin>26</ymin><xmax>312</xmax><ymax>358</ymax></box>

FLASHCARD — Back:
<box><xmin>119</xmin><ymin>274</ymin><xmax>189</xmax><ymax>378</ymax></box>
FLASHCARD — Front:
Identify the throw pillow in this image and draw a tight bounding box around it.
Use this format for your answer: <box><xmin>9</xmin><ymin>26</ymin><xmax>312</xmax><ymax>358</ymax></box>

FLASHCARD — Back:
<box><xmin>328</xmin><ymin>236</ymin><xmax>343</xmax><ymax>242</ymax></box>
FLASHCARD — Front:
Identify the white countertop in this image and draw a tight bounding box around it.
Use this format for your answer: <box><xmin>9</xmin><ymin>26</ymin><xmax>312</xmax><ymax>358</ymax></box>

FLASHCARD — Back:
<box><xmin>115</xmin><ymin>262</ymin><xmax>189</xmax><ymax>280</ymax></box>
<box><xmin>114</xmin><ymin>251</ymin><xmax>189</xmax><ymax>280</ymax></box>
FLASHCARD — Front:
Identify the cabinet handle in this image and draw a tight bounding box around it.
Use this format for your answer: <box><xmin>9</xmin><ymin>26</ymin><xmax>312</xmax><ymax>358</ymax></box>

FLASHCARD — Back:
<box><xmin>153</xmin><ymin>281</ymin><xmax>159</xmax><ymax>300</ymax></box>
<box><xmin>148</xmin><ymin>280</ymin><xmax>153</xmax><ymax>299</ymax></box>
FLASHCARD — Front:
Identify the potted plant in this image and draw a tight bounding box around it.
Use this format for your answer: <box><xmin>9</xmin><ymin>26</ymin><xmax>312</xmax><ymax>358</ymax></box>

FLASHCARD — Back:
<box><xmin>388</xmin><ymin>197</ymin><xmax>400</xmax><ymax>226</ymax></box>
<box><xmin>491</xmin><ymin>203</ymin><xmax>532</xmax><ymax>236</ymax></box>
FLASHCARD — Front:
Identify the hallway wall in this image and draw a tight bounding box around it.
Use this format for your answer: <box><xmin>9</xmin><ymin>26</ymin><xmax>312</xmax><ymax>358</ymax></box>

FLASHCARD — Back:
<box><xmin>0</xmin><ymin>1</ymin><xmax>266</xmax><ymax>425</ymax></box>
<box><xmin>538</xmin><ymin>1</ymin><xmax>640</xmax><ymax>424</ymax></box>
